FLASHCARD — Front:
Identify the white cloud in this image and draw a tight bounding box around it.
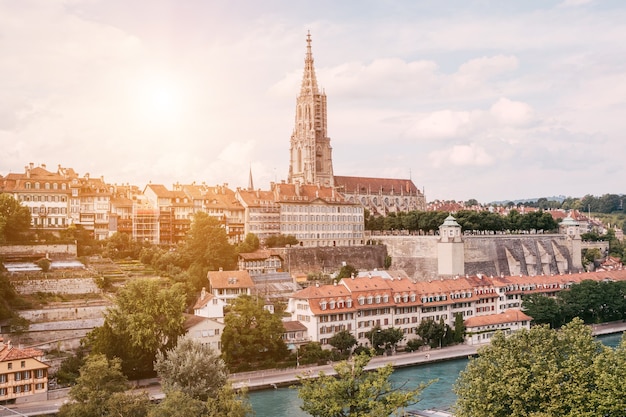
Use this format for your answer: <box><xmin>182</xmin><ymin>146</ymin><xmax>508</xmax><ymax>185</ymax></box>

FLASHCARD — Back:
<box><xmin>429</xmin><ymin>144</ymin><xmax>495</xmax><ymax>168</ymax></box>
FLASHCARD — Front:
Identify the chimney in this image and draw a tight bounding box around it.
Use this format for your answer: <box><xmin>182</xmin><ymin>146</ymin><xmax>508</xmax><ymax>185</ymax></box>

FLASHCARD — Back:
<box><xmin>201</xmin><ymin>287</ymin><xmax>207</xmax><ymax>299</ymax></box>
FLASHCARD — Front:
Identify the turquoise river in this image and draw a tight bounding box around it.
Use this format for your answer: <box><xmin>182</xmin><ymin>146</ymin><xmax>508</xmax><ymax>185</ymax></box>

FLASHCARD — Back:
<box><xmin>248</xmin><ymin>332</ymin><xmax>624</xmax><ymax>417</ymax></box>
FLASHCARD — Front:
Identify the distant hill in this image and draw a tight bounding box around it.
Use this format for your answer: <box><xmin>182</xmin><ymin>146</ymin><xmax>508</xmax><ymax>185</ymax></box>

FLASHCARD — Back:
<box><xmin>489</xmin><ymin>195</ymin><xmax>569</xmax><ymax>206</ymax></box>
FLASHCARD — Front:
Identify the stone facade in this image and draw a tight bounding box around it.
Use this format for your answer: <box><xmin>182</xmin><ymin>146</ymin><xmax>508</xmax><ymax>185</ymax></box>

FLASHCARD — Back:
<box><xmin>288</xmin><ymin>32</ymin><xmax>334</xmax><ymax>187</ymax></box>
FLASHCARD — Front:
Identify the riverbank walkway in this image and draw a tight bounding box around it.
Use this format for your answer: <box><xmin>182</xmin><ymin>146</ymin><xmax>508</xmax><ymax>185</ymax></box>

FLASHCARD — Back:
<box><xmin>3</xmin><ymin>321</ymin><xmax>625</xmax><ymax>417</ymax></box>
<box><xmin>231</xmin><ymin>320</ymin><xmax>626</xmax><ymax>391</ymax></box>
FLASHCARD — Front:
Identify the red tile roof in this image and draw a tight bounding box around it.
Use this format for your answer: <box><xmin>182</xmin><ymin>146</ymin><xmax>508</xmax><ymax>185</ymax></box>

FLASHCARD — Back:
<box><xmin>464</xmin><ymin>309</ymin><xmax>532</xmax><ymax>328</ymax></box>
<box><xmin>334</xmin><ymin>176</ymin><xmax>420</xmax><ymax>196</ymax></box>
<box><xmin>208</xmin><ymin>270</ymin><xmax>254</xmax><ymax>289</ymax></box>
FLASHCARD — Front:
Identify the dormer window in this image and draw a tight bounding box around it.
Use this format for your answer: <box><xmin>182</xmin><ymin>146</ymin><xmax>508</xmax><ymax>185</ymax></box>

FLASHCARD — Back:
<box><xmin>410</xmin><ymin>293</ymin><xmax>416</xmax><ymax>302</ymax></box>
<box><xmin>346</xmin><ymin>299</ymin><xmax>352</xmax><ymax>308</ymax></box>
<box><xmin>383</xmin><ymin>294</ymin><xmax>389</xmax><ymax>303</ymax></box>
<box><xmin>358</xmin><ymin>296</ymin><xmax>365</xmax><ymax>305</ymax></box>
<box><xmin>320</xmin><ymin>301</ymin><xmax>327</xmax><ymax>310</ymax></box>
<box><xmin>394</xmin><ymin>295</ymin><xmax>401</xmax><ymax>303</ymax></box>
<box><xmin>329</xmin><ymin>300</ymin><xmax>335</xmax><ymax>310</ymax></box>
<box><xmin>367</xmin><ymin>296</ymin><xmax>373</xmax><ymax>304</ymax></box>
<box><xmin>375</xmin><ymin>295</ymin><xmax>381</xmax><ymax>304</ymax></box>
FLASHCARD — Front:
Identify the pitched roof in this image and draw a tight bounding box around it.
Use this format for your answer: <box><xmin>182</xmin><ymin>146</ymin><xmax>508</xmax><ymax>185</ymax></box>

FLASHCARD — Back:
<box><xmin>464</xmin><ymin>309</ymin><xmax>532</xmax><ymax>328</ymax></box>
<box><xmin>334</xmin><ymin>176</ymin><xmax>420</xmax><ymax>196</ymax></box>
<box><xmin>283</xmin><ymin>320</ymin><xmax>307</xmax><ymax>332</ymax></box>
<box><xmin>0</xmin><ymin>343</ymin><xmax>47</xmax><ymax>365</ymax></box>
<box><xmin>208</xmin><ymin>270</ymin><xmax>254</xmax><ymax>289</ymax></box>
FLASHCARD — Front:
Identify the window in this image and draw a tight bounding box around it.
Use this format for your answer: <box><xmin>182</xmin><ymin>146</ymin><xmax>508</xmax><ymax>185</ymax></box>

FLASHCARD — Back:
<box><xmin>0</xmin><ymin>375</ymin><xmax>6</xmax><ymax>383</ymax></box>
<box><xmin>7</xmin><ymin>363</ymin><xmax>12</xmax><ymax>370</ymax></box>
<box><xmin>21</xmin><ymin>361</ymin><xmax>25</xmax><ymax>368</ymax></box>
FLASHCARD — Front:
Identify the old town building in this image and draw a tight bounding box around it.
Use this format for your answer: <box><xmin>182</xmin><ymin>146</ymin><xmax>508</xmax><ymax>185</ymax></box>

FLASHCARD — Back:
<box><xmin>0</xmin><ymin>339</ymin><xmax>49</xmax><ymax>404</ymax></box>
<box><xmin>287</xmin><ymin>269</ymin><xmax>626</xmax><ymax>348</ymax></box>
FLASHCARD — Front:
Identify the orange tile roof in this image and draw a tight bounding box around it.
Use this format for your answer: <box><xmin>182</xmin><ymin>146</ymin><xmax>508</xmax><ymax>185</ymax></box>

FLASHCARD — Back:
<box><xmin>193</xmin><ymin>291</ymin><xmax>215</xmax><ymax>309</ymax></box>
<box><xmin>464</xmin><ymin>309</ymin><xmax>532</xmax><ymax>328</ymax></box>
<box><xmin>0</xmin><ymin>344</ymin><xmax>47</xmax><ymax>364</ymax></box>
<box><xmin>208</xmin><ymin>270</ymin><xmax>254</xmax><ymax>289</ymax></box>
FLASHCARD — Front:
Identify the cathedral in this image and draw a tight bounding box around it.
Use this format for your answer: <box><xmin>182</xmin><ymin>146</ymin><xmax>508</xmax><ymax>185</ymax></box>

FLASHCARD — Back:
<box><xmin>287</xmin><ymin>33</ymin><xmax>426</xmax><ymax>215</ymax></box>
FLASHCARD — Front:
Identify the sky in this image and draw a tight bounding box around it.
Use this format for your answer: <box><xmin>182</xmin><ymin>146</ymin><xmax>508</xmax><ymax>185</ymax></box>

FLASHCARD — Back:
<box><xmin>1</xmin><ymin>0</ymin><xmax>625</xmax><ymax>203</ymax></box>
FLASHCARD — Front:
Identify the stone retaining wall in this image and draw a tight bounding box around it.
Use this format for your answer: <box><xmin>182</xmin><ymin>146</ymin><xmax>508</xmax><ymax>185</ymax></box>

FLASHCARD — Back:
<box><xmin>12</xmin><ymin>277</ymin><xmax>101</xmax><ymax>295</ymax></box>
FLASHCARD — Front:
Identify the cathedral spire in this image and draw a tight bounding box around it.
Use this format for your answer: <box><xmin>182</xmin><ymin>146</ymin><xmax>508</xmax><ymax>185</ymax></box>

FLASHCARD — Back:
<box><xmin>248</xmin><ymin>165</ymin><xmax>254</xmax><ymax>191</ymax></box>
<box><xmin>288</xmin><ymin>32</ymin><xmax>334</xmax><ymax>187</ymax></box>
<box><xmin>300</xmin><ymin>31</ymin><xmax>319</xmax><ymax>96</ymax></box>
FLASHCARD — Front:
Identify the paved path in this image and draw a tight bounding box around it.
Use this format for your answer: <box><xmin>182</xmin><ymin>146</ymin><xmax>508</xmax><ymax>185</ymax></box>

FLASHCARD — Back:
<box><xmin>5</xmin><ymin>321</ymin><xmax>626</xmax><ymax>416</ymax></box>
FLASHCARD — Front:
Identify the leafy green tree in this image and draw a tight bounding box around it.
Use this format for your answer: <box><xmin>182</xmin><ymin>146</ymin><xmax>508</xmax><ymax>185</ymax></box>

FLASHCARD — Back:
<box><xmin>454</xmin><ymin>319</ymin><xmax>623</xmax><ymax>417</ymax></box>
<box><xmin>264</xmin><ymin>233</ymin><xmax>299</xmax><ymax>248</ymax></box>
<box><xmin>298</xmin><ymin>351</ymin><xmax>432</xmax><ymax>417</ymax></box>
<box><xmin>58</xmin><ymin>354</ymin><xmax>151</xmax><ymax>417</ymax></box>
<box><xmin>55</xmin><ymin>347</ymin><xmax>87</xmax><ymax>386</ymax></box>
<box><xmin>221</xmin><ymin>295</ymin><xmax>288</xmax><ymax>370</ymax></box>
<box><xmin>452</xmin><ymin>313</ymin><xmax>465</xmax><ymax>343</ymax></box>
<box><xmin>148</xmin><ymin>390</ymin><xmax>206</xmax><ymax>417</ymax></box>
<box><xmin>237</xmin><ymin>233</ymin><xmax>260</xmax><ymax>253</ymax></box>
<box><xmin>522</xmin><ymin>293</ymin><xmax>562</xmax><ymax>328</ymax></box>
<box><xmin>328</xmin><ymin>330</ymin><xmax>357</xmax><ymax>356</ymax></box>
<box><xmin>87</xmin><ymin>279</ymin><xmax>186</xmax><ymax>378</ymax></box>
<box><xmin>337</xmin><ymin>264</ymin><xmax>358</xmax><ymax>279</ymax></box>
<box><xmin>416</xmin><ymin>318</ymin><xmax>446</xmax><ymax>348</ymax></box>
<box><xmin>0</xmin><ymin>193</ymin><xmax>31</xmax><ymax>242</ymax></box>
<box><xmin>180</xmin><ymin>212</ymin><xmax>237</xmax><ymax>290</ymax></box>
<box><xmin>205</xmin><ymin>385</ymin><xmax>254</xmax><ymax>417</ymax></box>
<box><xmin>155</xmin><ymin>338</ymin><xmax>227</xmax><ymax>402</ymax></box>
<box><xmin>298</xmin><ymin>342</ymin><xmax>331</xmax><ymax>365</ymax></box>
<box><xmin>104</xmin><ymin>232</ymin><xmax>144</xmax><ymax>259</ymax></box>
<box><xmin>380</xmin><ymin>327</ymin><xmax>404</xmax><ymax>353</ymax></box>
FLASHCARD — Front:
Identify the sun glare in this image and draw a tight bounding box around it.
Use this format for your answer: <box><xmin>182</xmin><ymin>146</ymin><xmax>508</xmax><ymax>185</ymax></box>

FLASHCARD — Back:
<box><xmin>131</xmin><ymin>72</ymin><xmax>186</xmax><ymax>129</ymax></box>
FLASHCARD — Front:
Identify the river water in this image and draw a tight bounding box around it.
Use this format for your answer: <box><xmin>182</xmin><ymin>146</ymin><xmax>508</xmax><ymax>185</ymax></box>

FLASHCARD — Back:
<box><xmin>249</xmin><ymin>332</ymin><xmax>624</xmax><ymax>417</ymax></box>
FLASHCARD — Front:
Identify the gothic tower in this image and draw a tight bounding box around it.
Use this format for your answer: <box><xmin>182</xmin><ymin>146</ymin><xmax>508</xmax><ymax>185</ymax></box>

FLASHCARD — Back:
<box><xmin>288</xmin><ymin>32</ymin><xmax>334</xmax><ymax>187</ymax></box>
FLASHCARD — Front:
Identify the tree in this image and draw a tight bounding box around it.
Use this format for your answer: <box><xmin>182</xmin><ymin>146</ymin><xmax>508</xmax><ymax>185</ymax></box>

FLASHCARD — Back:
<box><xmin>522</xmin><ymin>293</ymin><xmax>562</xmax><ymax>328</ymax></box>
<box><xmin>58</xmin><ymin>354</ymin><xmax>151</xmax><ymax>417</ymax></box>
<box><xmin>298</xmin><ymin>351</ymin><xmax>432</xmax><ymax>417</ymax></box>
<box><xmin>181</xmin><ymin>212</ymin><xmax>238</xmax><ymax>290</ymax></box>
<box><xmin>154</xmin><ymin>338</ymin><xmax>228</xmax><ymax>402</ymax></box>
<box><xmin>237</xmin><ymin>233</ymin><xmax>260</xmax><ymax>253</ymax></box>
<box><xmin>416</xmin><ymin>318</ymin><xmax>446</xmax><ymax>348</ymax></box>
<box><xmin>0</xmin><ymin>193</ymin><xmax>31</xmax><ymax>242</ymax></box>
<box><xmin>264</xmin><ymin>233</ymin><xmax>299</xmax><ymax>248</ymax></box>
<box><xmin>380</xmin><ymin>327</ymin><xmax>404</xmax><ymax>353</ymax></box>
<box><xmin>453</xmin><ymin>319</ymin><xmax>625</xmax><ymax>417</ymax></box>
<box><xmin>221</xmin><ymin>295</ymin><xmax>288</xmax><ymax>370</ymax></box>
<box><xmin>87</xmin><ymin>279</ymin><xmax>186</xmax><ymax>378</ymax></box>
<box><xmin>452</xmin><ymin>313</ymin><xmax>465</xmax><ymax>344</ymax></box>
<box><xmin>328</xmin><ymin>330</ymin><xmax>357</xmax><ymax>356</ymax></box>
<box><xmin>337</xmin><ymin>264</ymin><xmax>358</xmax><ymax>280</ymax></box>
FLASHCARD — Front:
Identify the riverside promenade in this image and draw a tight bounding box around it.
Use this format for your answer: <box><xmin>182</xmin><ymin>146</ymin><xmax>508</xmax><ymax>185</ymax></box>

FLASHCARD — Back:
<box><xmin>3</xmin><ymin>321</ymin><xmax>625</xmax><ymax>417</ymax></box>
<box><xmin>230</xmin><ymin>320</ymin><xmax>626</xmax><ymax>391</ymax></box>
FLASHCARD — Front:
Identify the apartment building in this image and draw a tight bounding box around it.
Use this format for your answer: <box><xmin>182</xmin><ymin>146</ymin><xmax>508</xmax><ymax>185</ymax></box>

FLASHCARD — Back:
<box><xmin>236</xmin><ymin>188</ymin><xmax>281</xmax><ymax>242</ymax></box>
<box><xmin>287</xmin><ymin>269</ymin><xmax>626</xmax><ymax>347</ymax></box>
<box><xmin>1</xmin><ymin>163</ymin><xmax>72</xmax><ymax>230</ymax></box>
<box><xmin>274</xmin><ymin>182</ymin><xmax>364</xmax><ymax>247</ymax></box>
<box><xmin>0</xmin><ymin>339</ymin><xmax>49</xmax><ymax>404</ymax></box>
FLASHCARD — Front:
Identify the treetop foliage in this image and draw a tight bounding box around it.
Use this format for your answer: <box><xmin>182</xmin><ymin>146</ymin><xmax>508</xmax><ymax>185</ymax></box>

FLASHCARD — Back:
<box><xmin>87</xmin><ymin>278</ymin><xmax>186</xmax><ymax>378</ymax></box>
<box><xmin>454</xmin><ymin>318</ymin><xmax>626</xmax><ymax>417</ymax></box>
<box><xmin>155</xmin><ymin>337</ymin><xmax>228</xmax><ymax>402</ymax></box>
<box><xmin>298</xmin><ymin>351</ymin><xmax>433</xmax><ymax>417</ymax></box>
<box><xmin>0</xmin><ymin>193</ymin><xmax>32</xmax><ymax>242</ymax></box>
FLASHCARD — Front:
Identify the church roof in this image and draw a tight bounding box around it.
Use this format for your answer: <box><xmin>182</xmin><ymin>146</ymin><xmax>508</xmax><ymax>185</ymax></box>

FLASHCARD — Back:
<box><xmin>334</xmin><ymin>176</ymin><xmax>420</xmax><ymax>196</ymax></box>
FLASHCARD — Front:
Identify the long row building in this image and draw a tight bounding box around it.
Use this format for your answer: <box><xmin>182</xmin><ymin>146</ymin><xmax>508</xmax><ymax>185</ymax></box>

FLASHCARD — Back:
<box><xmin>286</xmin><ymin>268</ymin><xmax>626</xmax><ymax>348</ymax></box>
